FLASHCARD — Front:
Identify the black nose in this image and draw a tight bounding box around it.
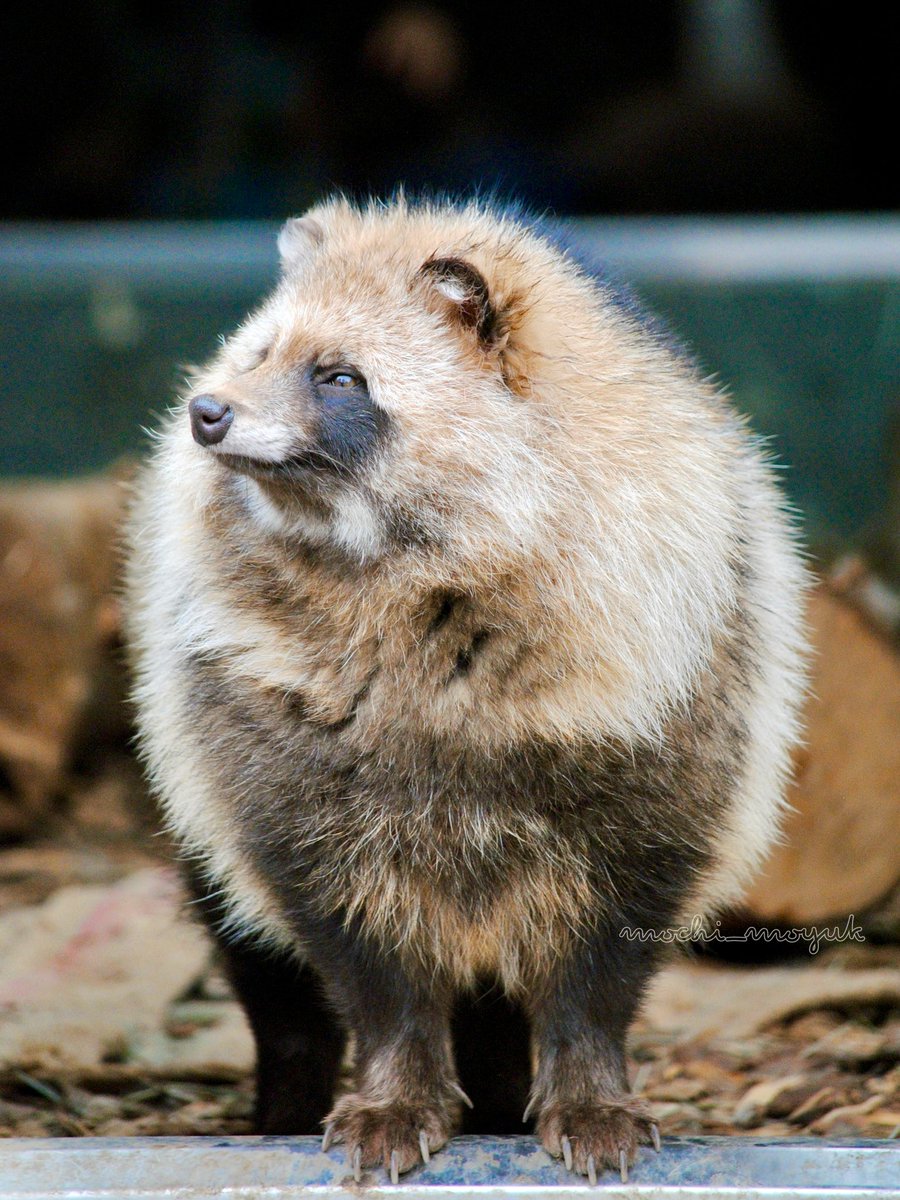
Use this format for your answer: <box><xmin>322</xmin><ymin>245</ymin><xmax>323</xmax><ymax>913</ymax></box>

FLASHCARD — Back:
<box><xmin>189</xmin><ymin>394</ymin><xmax>234</xmax><ymax>446</ymax></box>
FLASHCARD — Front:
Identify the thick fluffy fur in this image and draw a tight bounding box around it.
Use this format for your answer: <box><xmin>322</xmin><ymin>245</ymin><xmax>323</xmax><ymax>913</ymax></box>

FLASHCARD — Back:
<box><xmin>124</xmin><ymin>197</ymin><xmax>807</xmax><ymax>1180</ymax></box>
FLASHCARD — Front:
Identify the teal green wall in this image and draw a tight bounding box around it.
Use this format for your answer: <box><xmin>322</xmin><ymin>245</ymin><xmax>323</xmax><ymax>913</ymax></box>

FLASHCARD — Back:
<box><xmin>2</xmin><ymin>221</ymin><xmax>898</xmax><ymax>544</ymax></box>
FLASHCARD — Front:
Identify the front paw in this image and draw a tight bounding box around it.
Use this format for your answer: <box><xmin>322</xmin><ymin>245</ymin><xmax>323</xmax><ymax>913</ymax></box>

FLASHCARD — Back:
<box><xmin>323</xmin><ymin>1092</ymin><xmax>457</xmax><ymax>1183</ymax></box>
<box><xmin>537</xmin><ymin>1098</ymin><xmax>660</xmax><ymax>1183</ymax></box>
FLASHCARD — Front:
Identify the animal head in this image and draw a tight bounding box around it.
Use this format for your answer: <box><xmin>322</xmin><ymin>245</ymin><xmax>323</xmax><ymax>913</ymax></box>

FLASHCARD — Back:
<box><xmin>184</xmin><ymin>197</ymin><xmax>628</xmax><ymax>574</ymax></box>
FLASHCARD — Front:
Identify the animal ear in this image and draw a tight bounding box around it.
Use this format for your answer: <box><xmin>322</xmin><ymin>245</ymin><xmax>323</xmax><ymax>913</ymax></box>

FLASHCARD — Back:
<box><xmin>277</xmin><ymin>215</ymin><xmax>324</xmax><ymax>271</ymax></box>
<box><xmin>417</xmin><ymin>257</ymin><xmax>499</xmax><ymax>346</ymax></box>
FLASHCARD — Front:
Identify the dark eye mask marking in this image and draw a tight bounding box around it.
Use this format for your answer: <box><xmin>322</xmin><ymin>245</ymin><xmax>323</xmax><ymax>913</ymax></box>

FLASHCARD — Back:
<box><xmin>312</xmin><ymin>369</ymin><xmax>391</xmax><ymax>470</ymax></box>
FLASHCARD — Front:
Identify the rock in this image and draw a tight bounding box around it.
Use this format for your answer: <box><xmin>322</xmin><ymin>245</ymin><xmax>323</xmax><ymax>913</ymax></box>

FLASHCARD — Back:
<box><xmin>865</xmin><ymin>1064</ymin><xmax>900</xmax><ymax>1098</ymax></box>
<box><xmin>130</xmin><ymin>1003</ymin><xmax>253</xmax><ymax>1080</ymax></box>
<box><xmin>0</xmin><ymin>867</ymin><xmax>210</xmax><ymax>1073</ymax></box>
<box><xmin>645</xmin><ymin>1100</ymin><xmax>685</xmax><ymax>1124</ymax></box>
<box><xmin>79</xmin><ymin>1093</ymin><xmax>121</xmax><ymax>1121</ymax></box>
<box><xmin>647</xmin><ymin>1076</ymin><xmax>707</xmax><ymax>1102</ymax></box>
<box><xmin>784</xmin><ymin>1011</ymin><xmax>843</xmax><ymax>1042</ymax></box>
<box><xmin>865</xmin><ymin>1107</ymin><xmax>900</xmax><ymax>1129</ymax></box>
<box><xmin>732</xmin><ymin>1075</ymin><xmax>809</xmax><ymax>1128</ymax></box>
<box><xmin>751</xmin><ymin>1120</ymin><xmax>794</xmax><ymax>1136</ymax></box>
<box><xmin>788</xmin><ymin>1085</ymin><xmax>853</xmax><ymax>1125</ymax></box>
<box><xmin>805</xmin><ymin>1023</ymin><xmax>895</xmax><ymax>1067</ymax></box>
<box><xmin>645</xmin><ymin>1100</ymin><xmax>703</xmax><ymax>1132</ymax></box>
<box><xmin>809</xmin><ymin>1094</ymin><xmax>883</xmax><ymax>1133</ymax></box>
<box><xmin>641</xmin><ymin>960</ymin><xmax>900</xmax><ymax>1041</ymax></box>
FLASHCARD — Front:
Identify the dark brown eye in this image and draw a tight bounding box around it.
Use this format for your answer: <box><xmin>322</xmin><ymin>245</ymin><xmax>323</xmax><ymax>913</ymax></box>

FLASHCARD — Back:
<box><xmin>325</xmin><ymin>370</ymin><xmax>362</xmax><ymax>388</ymax></box>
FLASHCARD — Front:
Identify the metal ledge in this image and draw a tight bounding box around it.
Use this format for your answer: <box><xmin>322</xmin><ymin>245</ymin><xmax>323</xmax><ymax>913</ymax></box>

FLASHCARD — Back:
<box><xmin>0</xmin><ymin>1136</ymin><xmax>897</xmax><ymax>1200</ymax></box>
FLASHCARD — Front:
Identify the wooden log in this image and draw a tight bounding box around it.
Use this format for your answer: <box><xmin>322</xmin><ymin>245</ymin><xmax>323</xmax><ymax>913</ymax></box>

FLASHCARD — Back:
<box><xmin>0</xmin><ymin>470</ymin><xmax>130</xmax><ymax>840</ymax></box>
<box><xmin>743</xmin><ymin>574</ymin><xmax>900</xmax><ymax>925</ymax></box>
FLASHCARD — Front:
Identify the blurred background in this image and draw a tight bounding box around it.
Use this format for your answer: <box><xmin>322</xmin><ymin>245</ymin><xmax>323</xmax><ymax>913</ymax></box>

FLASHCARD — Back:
<box><xmin>2</xmin><ymin>0</ymin><xmax>898</xmax><ymax>539</ymax></box>
<box><xmin>4</xmin><ymin>0</ymin><xmax>896</xmax><ymax>219</ymax></box>
<box><xmin>0</xmin><ymin>0</ymin><xmax>898</xmax><ymax>1145</ymax></box>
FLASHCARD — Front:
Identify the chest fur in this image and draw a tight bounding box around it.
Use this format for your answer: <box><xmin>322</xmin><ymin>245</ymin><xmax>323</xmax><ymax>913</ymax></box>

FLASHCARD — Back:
<box><xmin>168</xmin><ymin>520</ymin><xmax>735</xmax><ymax>986</ymax></box>
<box><xmin>177</xmin><ymin>632</ymin><xmax>725</xmax><ymax>992</ymax></box>
<box><xmin>181</xmin><ymin>649</ymin><xmax>595</xmax><ymax>985</ymax></box>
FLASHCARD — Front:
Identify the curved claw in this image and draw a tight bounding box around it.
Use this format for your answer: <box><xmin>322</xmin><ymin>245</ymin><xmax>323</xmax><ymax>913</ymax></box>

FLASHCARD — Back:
<box><xmin>352</xmin><ymin>1145</ymin><xmax>362</xmax><ymax>1183</ymax></box>
<box><xmin>587</xmin><ymin>1154</ymin><xmax>597</xmax><ymax>1186</ymax></box>
<box><xmin>522</xmin><ymin>1095</ymin><xmax>537</xmax><ymax>1124</ymax></box>
<box><xmin>619</xmin><ymin>1148</ymin><xmax>628</xmax><ymax>1184</ymax></box>
<box><xmin>450</xmin><ymin>1082</ymin><xmax>474</xmax><ymax>1110</ymax></box>
<box><xmin>419</xmin><ymin>1130</ymin><xmax>431</xmax><ymax>1164</ymax></box>
<box><xmin>560</xmin><ymin>1134</ymin><xmax>573</xmax><ymax>1172</ymax></box>
<box><xmin>321</xmin><ymin>1123</ymin><xmax>335</xmax><ymax>1153</ymax></box>
<box><xmin>390</xmin><ymin>1149</ymin><xmax>399</xmax><ymax>1185</ymax></box>
<box><xmin>651</xmin><ymin>1122</ymin><xmax>662</xmax><ymax>1153</ymax></box>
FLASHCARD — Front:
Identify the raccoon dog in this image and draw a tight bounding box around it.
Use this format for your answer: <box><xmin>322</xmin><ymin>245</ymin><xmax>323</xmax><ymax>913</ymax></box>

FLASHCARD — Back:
<box><xmin>124</xmin><ymin>197</ymin><xmax>807</xmax><ymax>1182</ymax></box>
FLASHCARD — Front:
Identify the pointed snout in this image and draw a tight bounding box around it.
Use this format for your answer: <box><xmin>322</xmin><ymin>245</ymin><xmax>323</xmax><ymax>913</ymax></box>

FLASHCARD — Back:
<box><xmin>189</xmin><ymin>394</ymin><xmax>234</xmax><ymax>447</ymax></box>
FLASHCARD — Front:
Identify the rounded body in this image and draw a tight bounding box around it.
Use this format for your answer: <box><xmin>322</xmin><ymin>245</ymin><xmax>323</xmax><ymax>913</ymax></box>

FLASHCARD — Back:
<box><xmin>124</xmin><ymin>198</ymin><xmax>807</xmax><ymax>1181</ymax></box>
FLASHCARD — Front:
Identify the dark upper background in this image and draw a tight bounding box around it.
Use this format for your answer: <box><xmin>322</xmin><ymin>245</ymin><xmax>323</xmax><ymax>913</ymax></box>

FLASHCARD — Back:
<box><xmin>4</xmin><ymin>0</ymin><xmax>896</xmax><ymax>220</ymax></box>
